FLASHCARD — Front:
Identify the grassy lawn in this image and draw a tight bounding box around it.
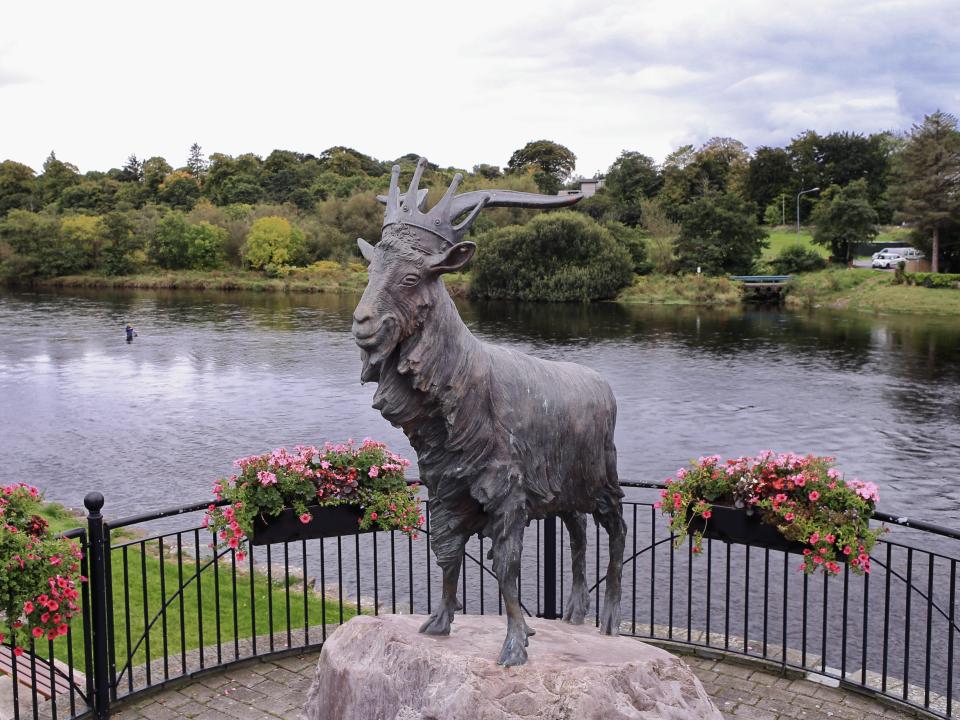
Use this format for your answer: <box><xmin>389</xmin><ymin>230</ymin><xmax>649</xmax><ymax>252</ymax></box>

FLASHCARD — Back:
<box><xmin>786</xmin><ymin>267</ymin><xmax>960</xmax><ymax>315</ymax></box>
<box><xmin>38</xmin><ymin>504</ymin><xmax>352</xmax><ymax>670</ymax></box>
<box><xmin>762</xmin><ymin>225</ymin><xmax>914</xmax><ymax>261</ymax></box>
<box><xmin>619</xmin><ymin>274</ymin><xmax>741</xmax><ymax>305</ymax></box>
<box><xmin>763</xmin><ymin>228</ymin><xmax>828</xmax><ymax>260</ymax></box>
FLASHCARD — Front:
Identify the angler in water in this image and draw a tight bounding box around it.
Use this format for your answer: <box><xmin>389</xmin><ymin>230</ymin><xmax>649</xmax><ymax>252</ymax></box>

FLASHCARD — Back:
<box><xmin>125</xmin><ymin>324</ymin><xmax>138</xmax><ymax>342</ymax></box>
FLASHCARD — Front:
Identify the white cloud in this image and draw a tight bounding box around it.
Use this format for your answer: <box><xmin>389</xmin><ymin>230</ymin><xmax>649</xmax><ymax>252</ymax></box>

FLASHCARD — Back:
<box><xmin>0</xmin><ymin>0</ymin><xmax>957</xmax><ymax>176</ymax></box>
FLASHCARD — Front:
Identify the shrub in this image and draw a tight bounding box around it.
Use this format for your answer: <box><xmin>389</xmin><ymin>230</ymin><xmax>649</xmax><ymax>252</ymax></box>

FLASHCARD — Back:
<box><xmin>770</xmin><ymin>244</ymin><xmax>827</xmax><ymax>274</ymax></box>
<box><xmin>148</xmin><ymin>212</ymin><xmax>192</xmax><ymax>269</ymax></box>
<box><xmin>242</xmin><ymin>216</ymin><xmax>306</xmax><ymax>270</ymax></box>
<box><xmin>603</xmin><ymin>221</ymin><xmax>653</xmax><ymax>274</ymax></box>
<box><xmin>470</xmin><ymin>211</ymin><xmax>633</xmax><ymax>302</ymax></box>
<box><xmin>907</xmin><ymin>272</ymin><xmax>960</xmax><ymax>289</ymax></box>
<box><xmin>186</xmin><ymin>221</ymin><xmax>227</xmax><ymax>270</ymax></box>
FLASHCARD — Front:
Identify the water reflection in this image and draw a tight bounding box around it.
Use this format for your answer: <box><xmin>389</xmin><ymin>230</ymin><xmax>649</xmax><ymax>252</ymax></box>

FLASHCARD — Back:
<box><xmin>1</xmin><ymin>287</ymin><xmax>958</xmax><ymax>527</ymax></box>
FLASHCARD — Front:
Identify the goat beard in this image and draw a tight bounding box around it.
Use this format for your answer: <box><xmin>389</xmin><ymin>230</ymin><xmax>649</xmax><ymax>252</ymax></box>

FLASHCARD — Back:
<box><xmin>359</xmin><ymin>324</ymin><xmax>402</xmax><ymax>383</ymax></box>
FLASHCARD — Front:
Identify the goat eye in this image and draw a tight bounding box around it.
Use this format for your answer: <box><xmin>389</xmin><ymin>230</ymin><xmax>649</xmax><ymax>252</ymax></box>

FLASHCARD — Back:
<box><xmin>399</xmin><ymin>273</ymin><xmax>420</xmax><ymax>287</ymax></box>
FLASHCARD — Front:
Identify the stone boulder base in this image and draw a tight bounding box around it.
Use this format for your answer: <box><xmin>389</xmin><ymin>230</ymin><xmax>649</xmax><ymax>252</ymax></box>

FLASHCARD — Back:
<box><xmin>303</xmin><ymin>614</ymin><xmax>722</xmax><ymax>720</ymax></box>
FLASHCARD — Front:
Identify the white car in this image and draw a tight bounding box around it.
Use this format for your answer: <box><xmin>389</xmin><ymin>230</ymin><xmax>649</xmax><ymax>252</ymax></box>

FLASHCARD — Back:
<box><xmin>872</xmin><ymin>252</ymin><xmax>905</xmax><ymax>269</ymax></box>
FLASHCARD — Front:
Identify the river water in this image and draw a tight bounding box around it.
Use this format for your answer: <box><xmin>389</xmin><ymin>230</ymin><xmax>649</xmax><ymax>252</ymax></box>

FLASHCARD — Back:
<box><xmin>1</xmin><ymin>286</ymin><xmax>958</xmax><ymax>526</ymax></box>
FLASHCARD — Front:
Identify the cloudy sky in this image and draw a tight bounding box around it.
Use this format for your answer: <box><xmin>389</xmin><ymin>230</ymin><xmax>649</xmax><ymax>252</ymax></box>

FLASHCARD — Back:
<box><xmin>2</xmin><ymin>0</ymin><xmax>957</xmax><ymax>177</ymax></box>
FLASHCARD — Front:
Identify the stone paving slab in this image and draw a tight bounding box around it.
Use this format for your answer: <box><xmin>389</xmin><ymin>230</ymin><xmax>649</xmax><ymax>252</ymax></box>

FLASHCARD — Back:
<box><xmin>95</xmin><ymin>649</ymin><xmax>929</xmax><ymax>720</ymax></box>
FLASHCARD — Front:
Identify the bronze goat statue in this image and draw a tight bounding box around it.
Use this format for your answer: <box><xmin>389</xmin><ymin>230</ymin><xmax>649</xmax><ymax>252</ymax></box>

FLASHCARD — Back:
<box><xmin>352</xmin><ymin>158</ymin><xmax>625</xmax><ymax>666</ymax></box>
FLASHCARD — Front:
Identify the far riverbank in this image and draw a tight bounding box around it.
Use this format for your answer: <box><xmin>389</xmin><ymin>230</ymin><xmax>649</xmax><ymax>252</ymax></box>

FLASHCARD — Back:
<box><xmin>9</xmin><ymin>264</ymin><xmax>960</xmax><ymax>317</ymax></box>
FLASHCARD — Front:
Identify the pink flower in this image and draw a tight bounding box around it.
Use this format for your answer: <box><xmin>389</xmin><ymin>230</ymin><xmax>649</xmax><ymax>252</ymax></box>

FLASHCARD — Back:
<box><xmin>808</xmin><ymin>490</ymin><xmax>820</xmax><ymax>502</ymax></box>
<box><xmin>32</xmin><ymin>627</ymin><xmax>44</xmax><ymax>639</ymax></box>
<box><xmin>299</xmin><ymin>513</ymin><xmax>312</xmax><ymax>524</ymax></box>
<box><xmin>809</xmin><ymin>532</ymin><xmax>820</xmax><ymax>544</ymax></box>
<box><xmin>825</xmin><ymin>534</ymin><xmax>835</xmax><ymax>544</ymax></box>
<box><xmin>236</xmin><ymin>551</ymin><xmax>247</xmax><ymax>562</ymax></box>
<box><xmin>257</xmin><ymin>471</ymin><xmax>277</xmax><ymax>486</ymax></box>
<box><xmin>794</xmin><ymin>476</ymin><xmax>806</xmax><ymax>487</ymax></box>
<box><xmin>784</xmin><ymin>512</ymin><xmax>795</xmax><ymax>522</ymax></box>
<box><xmin>701</xmin><ymin>510</ymin><xmax>712</xmax><ymax>519</ymax></box>
<box><xmin>370</xmin><ymin>512</ymin><xmax>378</xmax><ymax>521</ymax></box>
<box><xmin>368</xmin><ymin>466</ymin><xmax>380</xmax><ymax>478</ymax></box>
<box><xmin>23</xmin><ymin>601</ymin><xmax>34</xmax><ymax>614</ymax></box>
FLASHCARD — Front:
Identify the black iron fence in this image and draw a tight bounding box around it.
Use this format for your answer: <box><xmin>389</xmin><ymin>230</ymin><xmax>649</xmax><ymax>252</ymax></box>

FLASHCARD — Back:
<box><xmin>4</xmin><ymin>483</ymin><xmax>959</xmax><ymax>720</ymax></box>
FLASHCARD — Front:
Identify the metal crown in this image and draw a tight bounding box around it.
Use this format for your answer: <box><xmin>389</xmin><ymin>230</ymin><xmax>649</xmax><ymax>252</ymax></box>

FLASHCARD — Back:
<box><xmin>379</xmin><ymin>157</ymin><xmax>582</xmax><ymax>250</ymax></box>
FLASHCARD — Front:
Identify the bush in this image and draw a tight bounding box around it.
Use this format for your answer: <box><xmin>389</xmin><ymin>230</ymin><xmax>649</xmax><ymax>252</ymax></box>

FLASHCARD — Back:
<box><xmin>242</xmin><ymin>216</ymin><xmax>306</xmax><ymax>270</ymax></box>
<box><xmin>186</xmin><ymin>221</ymin><xmax>227</xmax><ymax>270</ymax></box>
<box><xmin>148</xmin><ymin>212</ymin><xmax>192</xmax><ymax>269</ymax></box>
<box><xmin>470</xmin><ymin>211</ymin><xmax>633</xmax><ymax>302</ymax></box>
<box><xmin>603</xmin><ymin>221</ymin><xmax>653</xmax><ymax>274</ymax></box>
<box><xmin>907</xmin><ymin>272</ymin><xmax>960</xmax><ymax>289</ymax></box>
<box><xmin>770</xmin><ymin>244</ymin><xmax>827</xmax><ymax>274</ymax></box>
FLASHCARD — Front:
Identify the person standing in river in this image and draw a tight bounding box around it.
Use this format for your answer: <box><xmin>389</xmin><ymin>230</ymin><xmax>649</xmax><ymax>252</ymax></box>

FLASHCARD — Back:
<box><xmin>125</xmin><ymin>324</ymin><xmax>137</xmax><ymax>342</ymax></box>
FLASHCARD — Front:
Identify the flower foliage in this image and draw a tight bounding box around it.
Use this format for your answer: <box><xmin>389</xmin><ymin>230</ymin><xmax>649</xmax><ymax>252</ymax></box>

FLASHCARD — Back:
<box><xmin>205</xmin><ymin>439</ymin><xmax>422</xmax><ymax>558</ymax></box>
<box><xmin>656</xmin><ymin>453</ymin><xmax>884</xmax><ymax>576</ymax></box>
<box><xmin>0</xmin><ymin>484</ymin><xmax>84</xmax><ymax>653</ymax></box>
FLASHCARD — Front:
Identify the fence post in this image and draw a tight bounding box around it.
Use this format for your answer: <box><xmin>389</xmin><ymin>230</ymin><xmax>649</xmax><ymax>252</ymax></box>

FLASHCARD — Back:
<box><xmin>542</xmin><ymin>514</ymin><xmax>558</xmax><ymax>619</ymax></box>
<box><xmin>85</xmin><ymin>492</ymin><xmax>111</xmax><ymax>720</ymax></box>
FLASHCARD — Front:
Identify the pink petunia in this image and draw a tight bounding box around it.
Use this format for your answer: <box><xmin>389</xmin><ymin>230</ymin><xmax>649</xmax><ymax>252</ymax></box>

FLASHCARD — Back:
<box><xmin>299</xmin><ymin>513</ymin><xmax>312</xmax><ymax>524</ymax></box>
<box><xmin>808</xmin><ymin>490</ymin><xmax>820</xmax><ymax>502</ymax></box>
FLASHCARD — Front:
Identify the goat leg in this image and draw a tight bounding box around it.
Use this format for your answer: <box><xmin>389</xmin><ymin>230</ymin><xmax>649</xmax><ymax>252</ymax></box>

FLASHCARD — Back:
<box><xmin>491</xmin><ymin>504</ymin><xmax>529</xmax><ymax>666</ymax></box>
<box><xmin>419</xmin><ymin>531</ymin><xmax>467</xmax><ymax>636</ymax></box>
<box><xmin>560</xmin><ymin>511</ymin><xmax>590</xmax><ymax>624</ymax></box>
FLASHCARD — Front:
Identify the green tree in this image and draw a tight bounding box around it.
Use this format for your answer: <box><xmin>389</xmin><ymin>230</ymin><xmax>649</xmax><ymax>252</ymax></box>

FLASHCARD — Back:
<box><xmin>186</xmin><ymin>143</ymin><xmax>207</xmax><ymax>182</ymax></box>
<box><xmin>472</xmin><ymin>163</ymin><xmax>502</xmax><ymax>179</ymax></box>
<box><xmin>142</xmin><ymin>157</ymin><xmax>173</xmax><ymax>198</ymax></box>
<box><xmin>118</xmin><ymin>154</ymin><xmax>143</xmax><ymax>183</ymax></box>
<box><xmin>744</xmin><ymin>147</ymin><xmax>793</xmax><ymax>221</ymax></box>
<box><xmin>890</xmin><ymin>111</ymin><xmax>960</xmax><ymax>272</ymax></box>
<box><xmin>158</xmin><ymin>171</ymin><xmax>201</xmax><ymax>210</ymax></box>
<box><xmin>242</xmin><ymin>216</ymin><xmax>306</xmax><ymax>270</ymax></box>
<box><xmin>0</xmin><ymin>210</ymin><xmax>76</xmax><ymax>277</ymax></box>
<box><xmin>0</xmin><ymin>161</ymin><xmax>36</xmax><ymax>216</ymax></box>
<box><xmin>37</xmin><ymin>152</ymin><xmax>80</xmax><ymax>207</ymax></box>
<box><xmin>100</xmin><ymin>211</ymin><xmax>143</xmax><ymax>275</ymax></box>
<box><xmin>204</xmin><ymin>153</ymin><xmax>263</xmax><ymax>205</ymax></box>
<box><xmin>149</xmin><ymin>212</ymin><xmax>192</xmax><ymax>269</ymax></box>
<box><xmin>603</xmin><ymin>151</ymin><xmax>661</xmax><ymax>226</ymax></box>
<box><xmin>185</xmin><ymin>221</ymin><xmax>227</xmax><ymax>270</ymax></box>
<box><xmin>675</xmin><ymin>193</ymin><xmax>767</xmax><ymax>275</ymax></box>
<box><xmin>59</xmin><ymin>214</ymin><xmax>105</xmax><ymax>269</ymax></box>
<box><xmin>811</xmin><ymin>180</ymin><xmax>879</xmax><ymax>264</ymax></box>
<box><xmin>603</xmin><ymin>220</ymin><xmax>652</xmax><ymax>274</ymax></box>
<box><xmin>506</xmin><ymin>140</ymin><xmax>577</xmax><ymax>195</ymax></box>
<box><xmin>471</xmin><ymin>211</ymin><xmax>633</xmax><ymax>302</ymax></box>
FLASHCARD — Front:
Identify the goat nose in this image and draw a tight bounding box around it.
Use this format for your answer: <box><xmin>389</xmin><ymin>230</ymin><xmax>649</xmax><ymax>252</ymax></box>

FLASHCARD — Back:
<box><xmin>353</xmin><ymin>308</ymin><xmax>371</xmax><ymax>325</ymax></box>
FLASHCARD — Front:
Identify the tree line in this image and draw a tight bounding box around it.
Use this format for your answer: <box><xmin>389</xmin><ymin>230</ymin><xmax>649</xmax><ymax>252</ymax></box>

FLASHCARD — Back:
<box><xmin>0</xmin><ymin>111</ymin><xmax>958</xmax><ymax>299</ymax></box>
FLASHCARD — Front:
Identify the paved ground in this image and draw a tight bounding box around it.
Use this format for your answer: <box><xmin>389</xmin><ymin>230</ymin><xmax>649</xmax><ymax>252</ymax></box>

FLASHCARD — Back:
<box><xmin>97</xmin><ymin>650</ymin><xmax>924</xmax><ymax>720</ymax></box>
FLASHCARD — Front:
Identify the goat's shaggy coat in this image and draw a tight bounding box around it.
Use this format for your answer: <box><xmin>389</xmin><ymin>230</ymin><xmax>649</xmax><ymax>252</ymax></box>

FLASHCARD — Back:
<box><xmin>353</xmin><ymin>160</ymin><xmax>626</xmax><ymax>666</ymax></box>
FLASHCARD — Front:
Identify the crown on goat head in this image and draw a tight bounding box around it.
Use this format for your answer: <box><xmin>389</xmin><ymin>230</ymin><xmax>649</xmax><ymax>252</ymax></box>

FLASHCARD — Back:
<box><xmin>378</xmin><ymin>157</ymin><xmax>581</xmax><ymax>253</ymax></box>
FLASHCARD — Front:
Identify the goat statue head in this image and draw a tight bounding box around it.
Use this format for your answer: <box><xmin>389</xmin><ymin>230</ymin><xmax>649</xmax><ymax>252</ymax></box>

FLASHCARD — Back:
<box><xmin>352</xmin><ymin>157</ymin><xmax>579</xmax><ymax>381</ymax></box>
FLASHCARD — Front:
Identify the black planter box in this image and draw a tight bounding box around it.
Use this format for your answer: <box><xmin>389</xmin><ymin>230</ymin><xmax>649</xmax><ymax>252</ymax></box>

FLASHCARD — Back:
<box><xmin>251</xmin><ymin>504</ymin><xmax>367</xmax><ymax>546</ymax></box>
<box><xmin>687</xmin><ymin>504</ymin><xmax>807</xmax><ymax>554</ymax></box>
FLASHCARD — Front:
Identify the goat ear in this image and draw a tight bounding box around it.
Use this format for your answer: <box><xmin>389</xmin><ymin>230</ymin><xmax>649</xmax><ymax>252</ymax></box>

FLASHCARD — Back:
<box><xmin>429</xmin><ymin>242</ymin><xmax>476</xmax><ymax>274</ymax></box>
<box><xmin>357</xmin><ymin>238</ymin><xmax>375</xmax><ymax>263</ymax></box>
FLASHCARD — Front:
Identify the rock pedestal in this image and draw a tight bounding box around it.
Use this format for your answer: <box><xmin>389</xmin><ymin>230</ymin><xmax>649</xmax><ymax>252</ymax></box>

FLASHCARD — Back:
<box><xmin>302</xmin><ymin>614</ymin><xmax>722</xmax><ymax>720</ymax></box>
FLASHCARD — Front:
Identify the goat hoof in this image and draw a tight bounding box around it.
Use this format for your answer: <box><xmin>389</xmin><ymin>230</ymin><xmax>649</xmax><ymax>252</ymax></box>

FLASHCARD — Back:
<box><xmin>497</xmin><ymin>637</ymin><xmax>528</xmax><ymax>667</ymax></box>
<box><xmin>419</xmin><ymin>611</ymin><xmax>453</xmax><ymax>636</ymax></box>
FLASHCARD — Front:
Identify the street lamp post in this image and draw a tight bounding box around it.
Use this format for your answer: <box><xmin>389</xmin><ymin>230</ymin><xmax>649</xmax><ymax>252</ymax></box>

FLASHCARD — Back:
<box><xmin>796</xmin><ymin>187</ymin><xmax>820</xmax><ymax>235</ymax></box>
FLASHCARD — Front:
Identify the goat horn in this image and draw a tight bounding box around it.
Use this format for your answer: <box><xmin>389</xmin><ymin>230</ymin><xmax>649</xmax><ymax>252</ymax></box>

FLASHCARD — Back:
<box><xmin>448</xmin><ymin>190</ymin><xmax>580</xmax><ymax>220</ymax></box>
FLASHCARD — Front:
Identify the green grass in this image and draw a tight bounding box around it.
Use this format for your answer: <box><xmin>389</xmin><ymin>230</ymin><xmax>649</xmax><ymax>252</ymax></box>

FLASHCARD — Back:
<box><xmin>786</xmin><ymin>267</ymin><xmax>960</xmax><ymax>315</ymax></box>
<box><xmin>619</xmin><ymin>274</ymin><xmax>741</xmax><ymax>305</ymax></box>
<box><xmin>38</xmin><ymin>503</ymin><xmax>352</xmax><ymax>670</ymax></box>
<box><xmin>24</xmin><ymin>261</ymin><xmax>370</xmax><ymax>294</ymax></box>
<box><xmin>763</xmin><ymin>228</ymin><xmax>828</xmax><ymax>260</ymax></box>
<box><xmin>763</xmin><ymin>225</ymin><xmax>915</xmax><ymax>261</ymax></box>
